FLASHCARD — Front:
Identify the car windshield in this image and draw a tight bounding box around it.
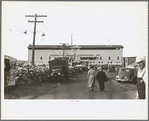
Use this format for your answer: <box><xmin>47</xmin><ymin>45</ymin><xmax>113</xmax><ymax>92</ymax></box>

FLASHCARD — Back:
<box><xmin>119</xmin><ymin>68</ymin><xmax>134</xmax><ymax>75</ymax></box>
<box><xmin>52</xmin><ymin>67</ymin><xmax>62</xmax><ymax>71</ymax></box>
<box><xmin>118</xmin><ymin>68</ymin><xmax>134</xmax><ymax>79</ymax></box>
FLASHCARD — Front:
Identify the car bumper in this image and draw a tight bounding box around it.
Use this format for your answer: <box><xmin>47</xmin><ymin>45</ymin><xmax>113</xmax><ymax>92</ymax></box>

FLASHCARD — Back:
<box><xmin>116</xmin><ymin>78</ymin><xmax>128</xmax><ymax>82</ymax></box>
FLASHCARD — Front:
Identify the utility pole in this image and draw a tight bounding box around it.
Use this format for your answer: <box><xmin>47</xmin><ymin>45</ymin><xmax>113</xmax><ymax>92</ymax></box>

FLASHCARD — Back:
<box><xmin>25</xmin><ymin>13</ymin><xmax>47</xmax><ymax>65</ymax></box>
<box><xmin>71</xmin><ymin>33</ymin><xmax>73</xmax><ymax>64</ymax></box>
<box><xmin>61</xmin><ymin>43</ymin><xmax>66</xmax><ymax>59</ymax></box>
<box><xmin>71</xmin><ymin>33</ymin><xmax>73</xmax><ymax>46</ymax></box>
<box><xmin>60</xmin><ymin>43</ymin><xmax>69</xmax><ymax>59</ymax></box>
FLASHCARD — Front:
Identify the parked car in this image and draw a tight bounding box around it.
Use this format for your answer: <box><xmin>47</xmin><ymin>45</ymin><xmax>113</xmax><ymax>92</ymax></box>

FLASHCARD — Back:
<box><xmin>116</xmin><ymin>67</ymin><xmax>137</xmax><ymax>83</ymax></box>
<box><xmin>82</xmin><ymin>65</ymin><xmax>88</xmax><ymax>71</ymax></box>
<box><xmin>69</xmin><ymin>66</ymin><xmax>75</xmax><ymax>76</ymax></box>
<box><xmin>74</xmin><ymin>65</ymin><xmax>83</xmax><ymax>73</ymax></box>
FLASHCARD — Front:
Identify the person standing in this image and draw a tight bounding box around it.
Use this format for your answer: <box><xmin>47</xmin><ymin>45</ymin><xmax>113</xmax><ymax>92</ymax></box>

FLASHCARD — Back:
<box><xmin>4</xmin><ymin>59</ymin><xmax>11</xmax><ymax>92</ymax></box>
<box><xmin>96</xmin><ymin>68</ymin><xmax>108</xmax><ymax>91</ymax></box>
<box><xmin>136</xmin><ymin>56</ymin><xmax>146</xmax><ymax>99</ymax></box>
<box><xmin>87</xmin><ymin>66</ymin><xmax>96</xmax><ymax>91</ymax></box>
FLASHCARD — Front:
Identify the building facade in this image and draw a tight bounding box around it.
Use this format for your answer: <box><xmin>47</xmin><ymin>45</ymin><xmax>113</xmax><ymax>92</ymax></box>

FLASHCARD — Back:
<box><xmin>122</xmin><ymin>57</ymin><xmax>136</xmax><ymax>67</ymax></box>
<box><xmin>28</xmin><ymin>44</ymin><xmax>123</xmax><ymax>66</ymax></box>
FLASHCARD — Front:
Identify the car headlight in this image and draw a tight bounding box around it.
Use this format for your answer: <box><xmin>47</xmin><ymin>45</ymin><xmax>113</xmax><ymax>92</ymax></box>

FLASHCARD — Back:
<box><xmin>58</xmin><ymin>73</ymin><xmax>61</xmax><ymax>75</ymax></box>
<box><xmin>116</xmin><ymin>75</ymin><xmax>119</xmax><ymax>79</ymax></box>
<box><xmin>51</xmin><ymin>73</ymin><xmax>53</xmax><ymax>76</ymax></box>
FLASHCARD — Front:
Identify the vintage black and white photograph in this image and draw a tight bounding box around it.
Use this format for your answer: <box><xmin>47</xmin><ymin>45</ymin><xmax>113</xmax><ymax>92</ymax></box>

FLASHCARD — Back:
<box><xmin>1</xmin><ymin>1</ymin><xmax>148</xmax><ymax>120</ymax></box>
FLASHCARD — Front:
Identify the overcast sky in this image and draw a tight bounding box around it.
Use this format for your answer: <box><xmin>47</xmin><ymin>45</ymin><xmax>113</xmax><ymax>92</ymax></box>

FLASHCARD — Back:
<box><xmin>2</xmin><ymin>1</ymin><xmax>148</xmax><ymax>60</ymax></box>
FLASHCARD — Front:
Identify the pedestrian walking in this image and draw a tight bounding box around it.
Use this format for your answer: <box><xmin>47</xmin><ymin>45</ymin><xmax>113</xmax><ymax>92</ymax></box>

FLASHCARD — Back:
<box><xmin>87</xmin><ymin>66</ymin><xmax>96</xmax><ymax>91</ymax></box>
<box><xmin>136</xmin><ymin>56</ymin><xmax>146</xmax><ymax>99</ymax></box>
<box><xmin>96</xmin><ymin>68</ymin><xmax>108</xmax><ymax>91</ymax></box>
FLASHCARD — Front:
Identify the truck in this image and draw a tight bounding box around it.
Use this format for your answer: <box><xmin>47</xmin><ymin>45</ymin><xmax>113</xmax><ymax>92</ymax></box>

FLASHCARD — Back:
<box><xmin>4</xmin><ymin>55</ymin><xmax>17</xmax><ymax>92</ymax></box>
<box><xmin>49</xmin><ymin>59</ymin><xmax>69</xmax><ymax>82</ymax></box>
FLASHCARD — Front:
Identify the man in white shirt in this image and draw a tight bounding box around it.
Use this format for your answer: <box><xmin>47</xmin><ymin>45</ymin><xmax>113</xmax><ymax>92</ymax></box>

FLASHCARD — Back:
<box><xmin>136</xmin><ymin>56</ymin><xmax>146</xmax><ymax>99</ymax></box>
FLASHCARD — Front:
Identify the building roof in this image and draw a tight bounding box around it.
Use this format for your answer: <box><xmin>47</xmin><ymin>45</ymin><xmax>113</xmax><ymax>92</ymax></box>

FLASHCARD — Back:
<box><xmin>4</xmin><ymin>55</ymin><xmax>17</xmax><ymax>60</ymax></box>
<box><xmin>28</xmin><ymin>44</ymin><xmax>123</xmax><ymax>49</ymax></box>
<box><xmin>123</xmin><ymin>56</ymin><xmax>137</xmax><ymax>58</ymax></box>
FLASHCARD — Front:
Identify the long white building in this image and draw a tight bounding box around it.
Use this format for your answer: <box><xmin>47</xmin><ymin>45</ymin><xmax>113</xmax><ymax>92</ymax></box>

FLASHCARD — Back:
<box><xmin>28</xmin><ymin>44</ymin><xmax>123</xmax><ymax>66</ymax></box>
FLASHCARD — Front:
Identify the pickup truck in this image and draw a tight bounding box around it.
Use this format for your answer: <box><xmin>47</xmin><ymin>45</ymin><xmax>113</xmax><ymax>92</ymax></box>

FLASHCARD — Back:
<box><xmin>49</xmin><ymin>59</ymin><xmax>69</xmax><ymax>81</ymax></box>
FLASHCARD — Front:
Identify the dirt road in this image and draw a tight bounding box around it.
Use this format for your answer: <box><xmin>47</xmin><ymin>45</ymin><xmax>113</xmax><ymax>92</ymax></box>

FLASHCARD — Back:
<box><xmin>34</xmin><ymin>72</ymin><xmax>137</xmax><ymax>99</ymax></box>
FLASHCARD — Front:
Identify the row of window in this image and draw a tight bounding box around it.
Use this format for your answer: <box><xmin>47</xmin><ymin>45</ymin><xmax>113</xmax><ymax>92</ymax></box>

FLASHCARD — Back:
<box><xmin>81</xmin><ymin>56</ymin><xmax>119</xmax><ymax>60</ymax></box>
<box><xmin>107</xmin><ymin>56</ymin><xmax>119</xmax><ymax>60</ymax></box>
<box><xmin>40</xmin><ymin>57</ymin><xmax>51</xmax><ymax>60</ymax></box>
<box><xmin>38</xmin><ymin>61</ymin><xmax>120</xmax><ymax>64</ymax></box>
<box><xmin>40</xmin><ymin>56</ymin><xmax>120</xmax><ymax>60</ymax></box>
<box><xmin>90</xmin><ymin>62</ymin><xmax>121</xmax><ymax>63</ymax></box>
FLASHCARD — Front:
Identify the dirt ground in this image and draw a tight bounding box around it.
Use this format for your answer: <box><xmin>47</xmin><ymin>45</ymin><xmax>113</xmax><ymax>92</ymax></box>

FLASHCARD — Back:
<box><xmin>4</xmin><ymin>73</ymin><xmax>80</xmax><ymax>99</ymax></box>
<box><xmin>4</xmin><ymin>81</ymin><xmax>66</xmax><ymax>99</ymax></box>
<box><xmin>4</xmin><ymin>71</ymin><xmax>117</xmax><ymax>99</ymax></box>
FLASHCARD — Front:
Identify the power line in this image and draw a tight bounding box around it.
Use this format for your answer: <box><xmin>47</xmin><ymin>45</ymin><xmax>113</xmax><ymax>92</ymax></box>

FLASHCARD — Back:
<box><xmin>5</xmin><ymin>24</ymin><xmax>33</xmax><ymax>33</ymax></box>
<box><xmin>43</xmin><ymin>22</ymin><xmax>56</xmax><ymax>43</ymax></box>
<box><xmin>8</xmin><ymin>24</ymin><xmax>26</xmax><ymax>31</ymax></box>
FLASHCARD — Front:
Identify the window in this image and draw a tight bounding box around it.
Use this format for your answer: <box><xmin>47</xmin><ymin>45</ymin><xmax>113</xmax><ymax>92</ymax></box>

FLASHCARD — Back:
<box><xmin>80</xmin><ymin>57</ymin><xmax>87</xmax><ymax>60</ymax></box>
<box><xmin>40</xmin><ymin>56</ymin><xmax>42</xmax><ymax>60</ymax></box>
<box><xmin>109</xmin><ymin>56</ymin><xmax>110</xmax><ymax>60</ymax></box>
<box><xmin>100</xmin><ymin>56</ymin><xmax>102</xmax><ymax>60</ymax></box>
<box><xmin>89</xmin><ymin>57</ymin><xmax>96</xmax><ymax>60</ymax></box>
<box><xmin>117</xmin><ymin>56</ymin><xmax>119</xmax><ymax>60</ymax></box>
<box><xmin>99</xmin><ymin>62</ymin><xmax>100</xmax><ymax>63</ymax></box>
<box><xmin>49</xmin><ymin>57</ymin><xmax>51</xmax><ymax>60</ymax></box>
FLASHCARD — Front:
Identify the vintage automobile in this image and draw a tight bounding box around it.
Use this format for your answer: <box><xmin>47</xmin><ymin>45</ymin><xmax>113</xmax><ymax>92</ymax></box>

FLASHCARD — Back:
<box><xmin>49</xmin><ymin>59</ymin><xmax>69</xmax><ymax>81</ymax></box>
<box><xmin>50</xmin><ymin>65</ymin><xmax>67</xmax><ymax>81</ymax></box>
<box><xmin>74</xmin><ymin>65</ymin><xmax>83</xmax><ymax>73</ymax></box>
<box><xmin>116</xmin><ymin>67</ymin><xmax>137</xmax><ymax>83</ymax></box>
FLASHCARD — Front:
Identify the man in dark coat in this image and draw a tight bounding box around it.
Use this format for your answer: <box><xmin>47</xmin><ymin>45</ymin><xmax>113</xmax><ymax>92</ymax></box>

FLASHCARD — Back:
<box><xmin>96</xmin><ymin>68</ymin><xmax>108</xmax><ymax>91</ymax></box>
